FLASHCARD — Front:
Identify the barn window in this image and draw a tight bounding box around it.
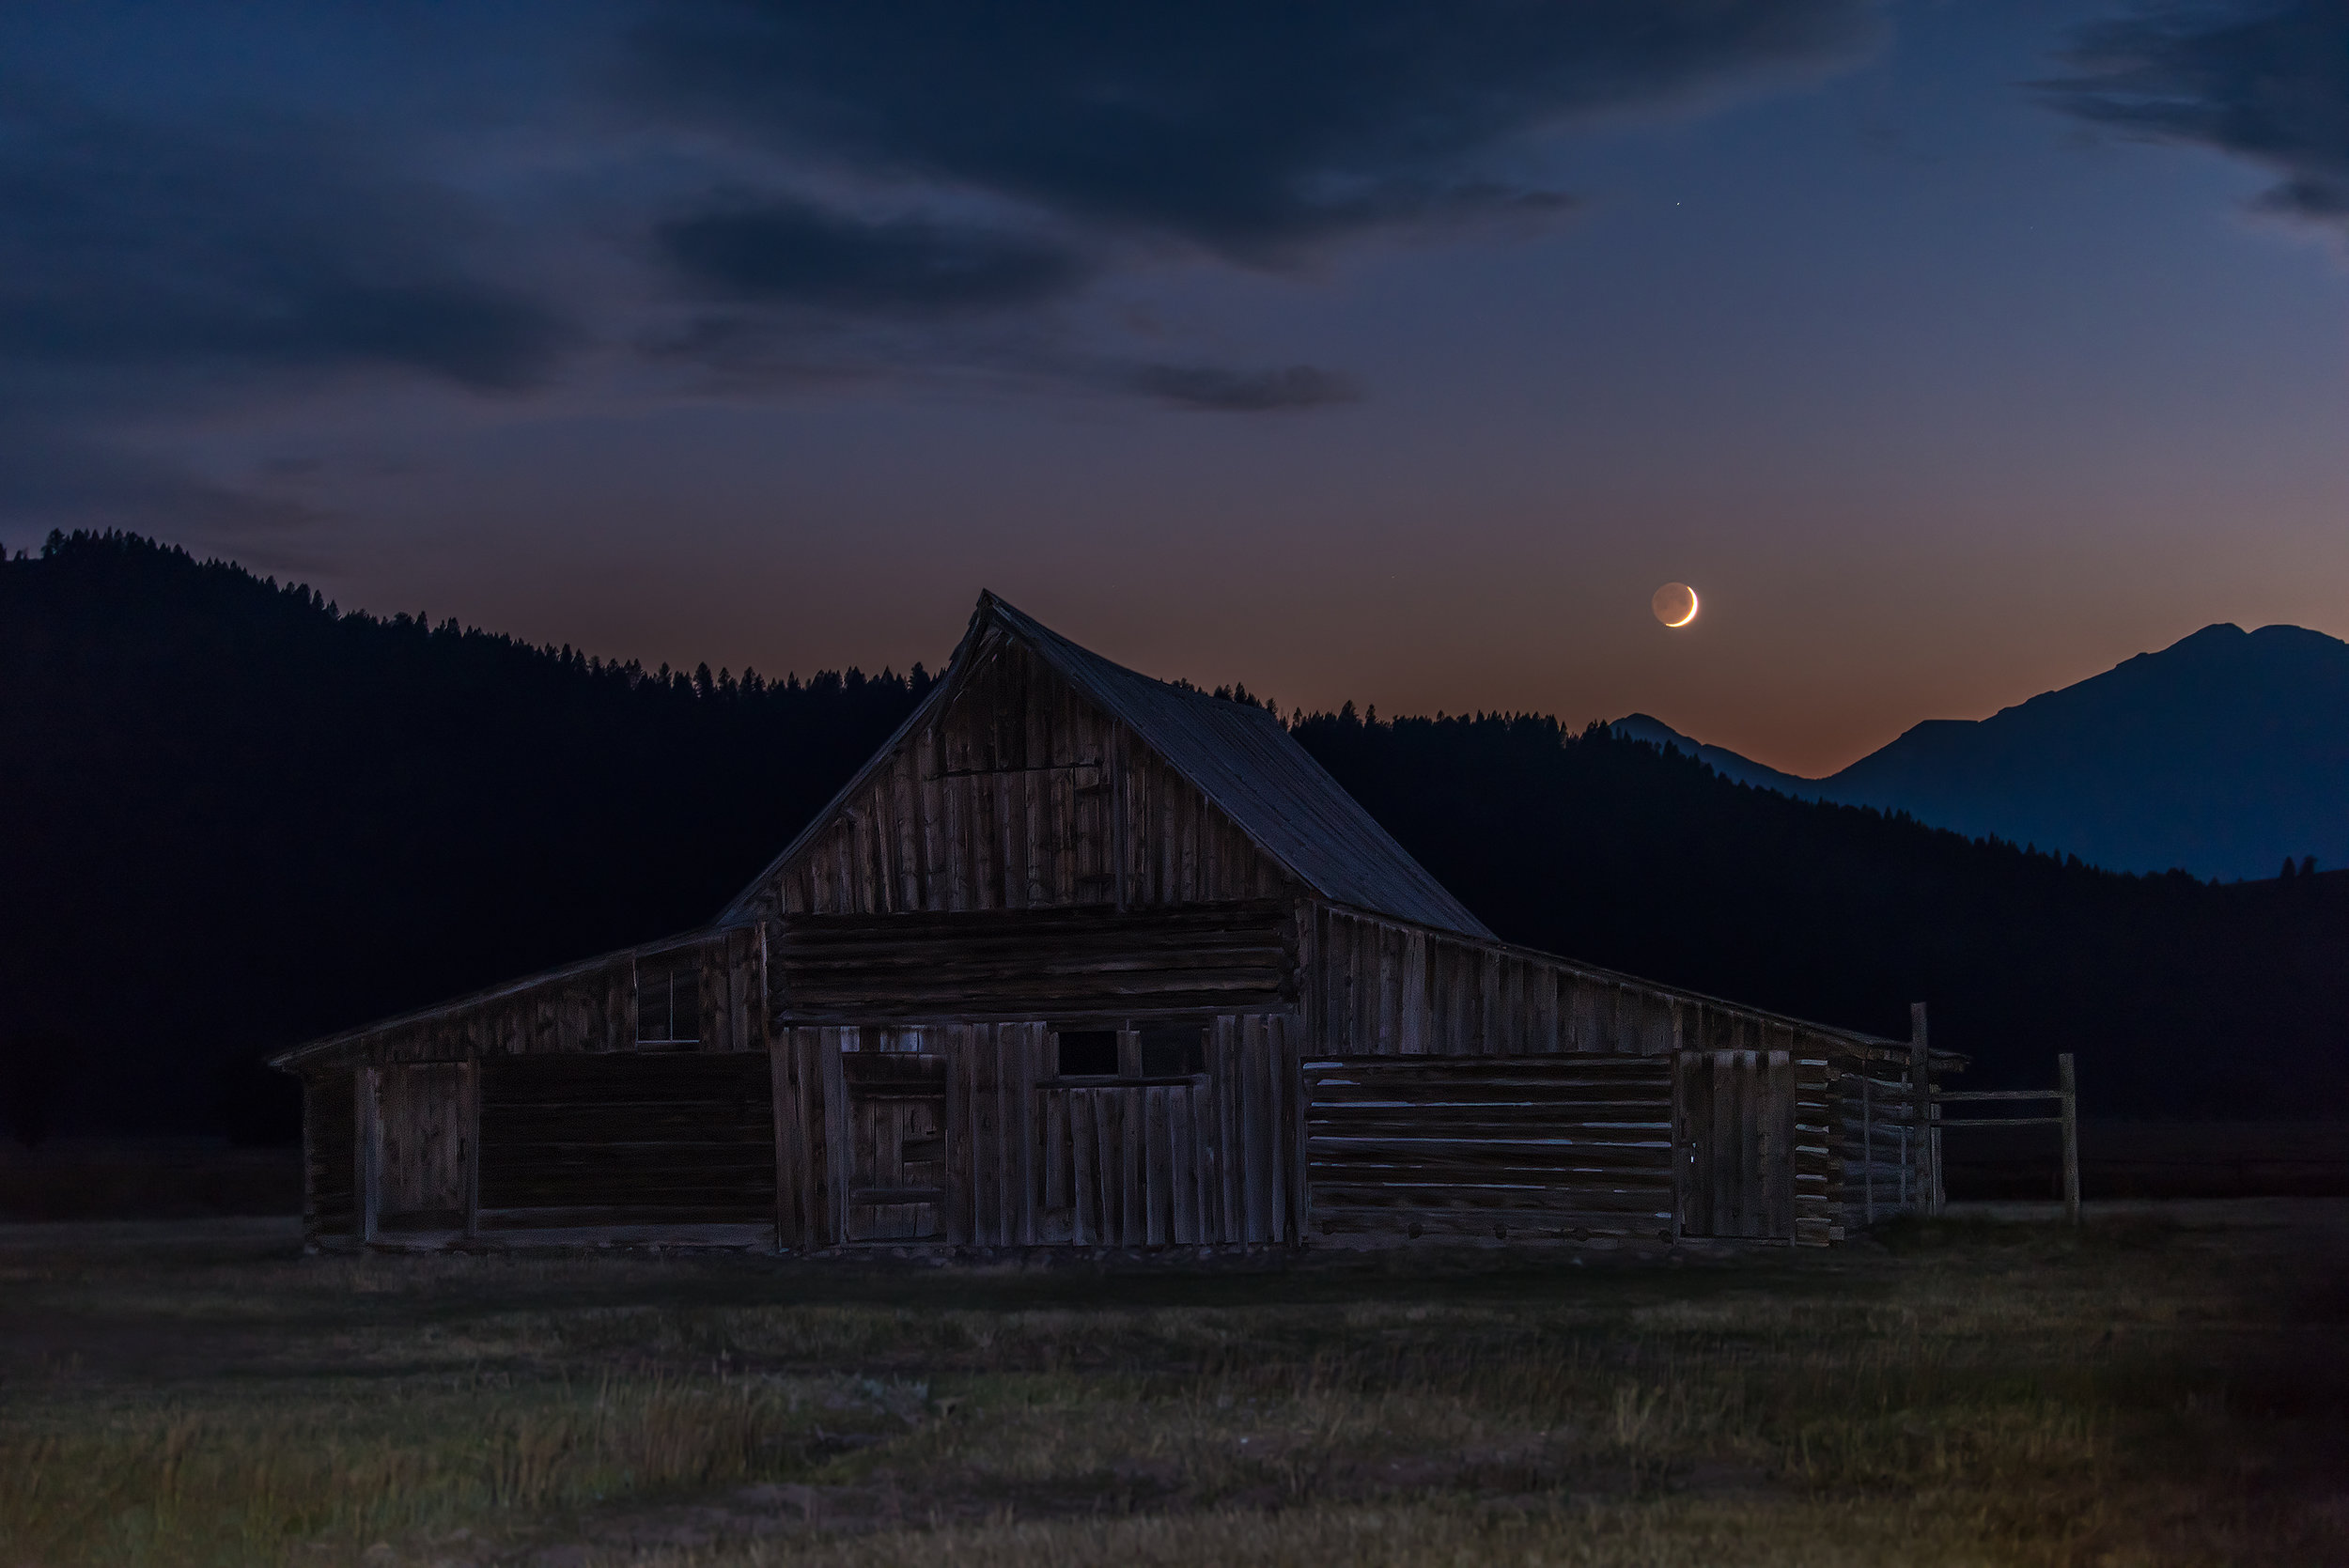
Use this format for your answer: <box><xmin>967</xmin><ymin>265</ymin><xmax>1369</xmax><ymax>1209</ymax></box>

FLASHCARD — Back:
<box><xmin>1054</xmin><ymin>1024</ymin><xmax>1207</xmax><ymax>1079</ymax></box>
<box><xmin>1139</xmin><ymin>1023</ymin><xmax>1206</xmax><ymax>1078</ymax></box>
<box><xmin>636</xmin><ymin>959</ymin><xmax>701</xmax><ymax>1045</ymax></box>
<box><xmin>1055</xmin><ymin>1029</ymin><xmax>1120</xmax><ymax>1077</ymax></box>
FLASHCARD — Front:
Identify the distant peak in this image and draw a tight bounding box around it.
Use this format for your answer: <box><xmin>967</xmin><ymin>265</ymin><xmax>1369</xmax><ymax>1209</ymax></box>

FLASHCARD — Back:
<box><xmin>1610</xmin><ymin>713</ymin><xmax>1696</xmax><ymax>746</ymax></box>
<box><xmin>2128</xmin><ymin>621</ymin><xmax>2346</xmax><ymax>671</ymax></box>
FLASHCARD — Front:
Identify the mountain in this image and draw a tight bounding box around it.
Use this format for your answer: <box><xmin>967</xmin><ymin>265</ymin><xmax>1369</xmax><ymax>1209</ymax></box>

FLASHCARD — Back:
<box><xmin>1608</xmin><ymin>713</ymin><xmax>1812</xmax><ymax>796</ymax></box>
<box><xmin>1615</xmin><ymin>623</ymin><xmax>2349</xmax><ymax>880</ymax></box>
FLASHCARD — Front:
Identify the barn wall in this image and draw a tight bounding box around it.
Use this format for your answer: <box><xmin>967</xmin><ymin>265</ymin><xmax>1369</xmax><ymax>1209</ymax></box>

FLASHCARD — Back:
<box><xmin>1302</xmin><ymin>1051</ymin><xmax>1838</xmax><ymax>1247</ymax></box>
<box><xmin>290</xmin><ymin>928</ymin><xmax>771</xmax><ymax>1244</ymax></box>
<box><xmin>1303</xmin><ymin>1055</ymin><xmax>1676</xmax><ymax>1243</ymax></box>
<box><xmin>773</xmin><ymin>903</ymin><xmax>1296</xmax><ymax>1023</ymax></box>
<box><xmin>476</xmin><ymin>1053</ymin><xmax>776</xmax><ymax>1232</ymax></box>
<box><xmin>376</xmin><ymin>1062</ymin><xmax>474</xmax><ymax>1232</ymax></box>
<box><xmin>1308</xmin><ymin>906</ymin><xmax>1817</xmax><ymax>1059</ymax></box>
<box><xmin>319</xmin><ymin>926</ymin><xmax>768</xmax><ymax>1070</ymax></box>
<box><xmin>302</xmin><ymin>1069</ymin><xmax>357</xmax><ymax>1247</ymax></box>
<box><xmin>772</xmin><ymin>1012</ymin><xmax>1301</xmax><ymax>1251</ymax></box>
<box><xmin>735</xmin><ymin>632</ymin><xmax>1293</xmax><ymax>921</ymax></box>
<box><xmin>1308</xmin><ymin>906</ymin><xmax>1929</xmax><ymax>1239</ymax></box>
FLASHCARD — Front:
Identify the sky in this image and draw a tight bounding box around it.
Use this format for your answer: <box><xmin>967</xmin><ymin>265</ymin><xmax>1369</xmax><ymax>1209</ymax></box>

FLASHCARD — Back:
<box><xmin>5</xmin><ymin>0</ymin><xmax>2345</xmax><ymax>776</ymax></box>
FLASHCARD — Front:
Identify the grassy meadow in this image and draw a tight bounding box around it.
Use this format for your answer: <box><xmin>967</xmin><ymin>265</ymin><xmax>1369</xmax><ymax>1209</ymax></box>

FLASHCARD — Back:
<box><xmin>1</xmin><ymin>1204</ymin><xmax>2342</xmax><ymax>1567</ymax></box>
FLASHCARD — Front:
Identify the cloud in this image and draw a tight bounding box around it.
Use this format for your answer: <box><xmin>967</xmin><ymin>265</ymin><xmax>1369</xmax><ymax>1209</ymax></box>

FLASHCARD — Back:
<box><xmin>1126</xmin><ymin>362</ymin><xmax>1360</xmax><ymax>411</ymax></box>
<box><xmin>626</xmin><ymin>1</ymin><xmax>1877</xmax><ymax>261</ymax></box>
<box><xmin>657</xmin><ymin>197</ymin><xmax>1093</xmax><ymax>316</ymax></box>
<box><xmin>0</xmin><ymin>90</ymin><xmax>572</xmax><ymax>397</ymax></box>
<box><xmin>0</xmin><ymin>425</ymin><xmax>331</xmax><ymax>568</ymax></box>
<box><xmin>2040</xmin><ymin>1</ymin><xmax>2349</xmax><ymax>227</ymax></box>
<box><xmin>0</xmin><ymin>0</ymin><xmax>1882</xmax><ymax>451</ymax></box>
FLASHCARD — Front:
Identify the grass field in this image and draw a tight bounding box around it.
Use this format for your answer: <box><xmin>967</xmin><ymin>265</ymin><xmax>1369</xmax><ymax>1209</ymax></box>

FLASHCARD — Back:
<box><xmin>2</xmin><ymin>1203</ymin><xmax>2343</xmax><ymax>1567</ymax></box>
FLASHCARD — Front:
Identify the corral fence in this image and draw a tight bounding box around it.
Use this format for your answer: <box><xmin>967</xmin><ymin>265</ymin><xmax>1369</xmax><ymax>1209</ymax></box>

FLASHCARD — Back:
<box><xmin>1929</xmin><ymin>1052</ymin><xmax>2081</xmax><ymax>1224</ymax></box>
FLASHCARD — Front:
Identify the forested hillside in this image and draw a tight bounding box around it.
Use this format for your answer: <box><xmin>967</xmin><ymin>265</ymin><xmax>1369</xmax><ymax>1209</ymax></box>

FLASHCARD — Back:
<box><xmin>1</xmin><ymin>532</ymin><xmax>931</xmax><ymax>1141</ymax></box>
<box><xmin>3</xmin><ymin>531</ymin><xmax>2341</xmax><ymax>1141</ymax></box>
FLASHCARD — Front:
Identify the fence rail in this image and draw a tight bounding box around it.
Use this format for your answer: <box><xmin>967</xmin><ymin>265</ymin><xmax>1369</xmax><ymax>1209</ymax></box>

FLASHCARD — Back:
<box><xmin>1930</xmin><ymin>1052</ymin><xmax>2079</xmax><ymax>1224</ymax></box>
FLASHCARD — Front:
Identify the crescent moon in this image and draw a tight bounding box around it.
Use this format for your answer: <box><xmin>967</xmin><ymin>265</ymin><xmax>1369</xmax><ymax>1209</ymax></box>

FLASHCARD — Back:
<box><xmin>1664</xmin><ymin>589</ymin><xmax>1699</xmax><ymax>628</ymax></box>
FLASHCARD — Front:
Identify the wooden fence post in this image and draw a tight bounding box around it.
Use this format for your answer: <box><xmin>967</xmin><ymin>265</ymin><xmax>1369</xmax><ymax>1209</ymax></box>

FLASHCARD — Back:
<box><xmin>1908</xmin><ymin>1003</ymin><xmax>1938</xmax><ymax>1217</ymax></box>
<box><xmin>1860</xmin><ymin>1071</ymin><xmax>1874</xmax><ymax>1225</ymax></box>
<box><xmin>2059</xmin><ymin>1052</ymin><xmax>2080</xmax><ymax>1227</ymax></box>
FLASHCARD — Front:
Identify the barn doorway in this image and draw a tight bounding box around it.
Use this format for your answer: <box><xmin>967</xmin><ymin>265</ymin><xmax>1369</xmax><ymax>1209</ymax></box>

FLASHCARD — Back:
<box><xmin>1674</xmin><ymin>1048</ymin><xmax>1797</xmax><ymax>1240</ymax></box>
<box><xmin>371</xmin><ymin>1062</ymin><xmax>473</xmax><ymax>1235</ymax></box>
<box><xmin>840</xmin><ymin>1052</ymin><xmax>949</xmax><ymax>1242</ymax></box>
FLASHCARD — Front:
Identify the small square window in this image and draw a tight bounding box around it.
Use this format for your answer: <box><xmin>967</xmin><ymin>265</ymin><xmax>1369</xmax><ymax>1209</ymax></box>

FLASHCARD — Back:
<box><xmin>1056</xmin><ymin>1029</ymin><xmax>1120</xmax><ymax>1077</ymax></box>
<box><xmin>1139</xmin><ymin>1024</ymin><xmax>1206</xmax><ymax>1077</ymax></box>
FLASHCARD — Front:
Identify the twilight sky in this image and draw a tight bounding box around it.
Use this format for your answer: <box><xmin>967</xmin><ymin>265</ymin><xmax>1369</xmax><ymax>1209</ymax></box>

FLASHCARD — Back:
<box><xmin>5</xmin><ymin>0</ymin><xmax>2345</xmax><ymax>775</ymax></box>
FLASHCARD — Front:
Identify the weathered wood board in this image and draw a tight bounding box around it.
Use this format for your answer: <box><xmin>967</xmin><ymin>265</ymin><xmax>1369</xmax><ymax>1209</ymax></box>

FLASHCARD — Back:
<box><xmin>841</xmin><ymin>1051</ymin><xmax>948</xmax><ymax>1241</ymax></box>
<box><xmin>475</xmin><ymin>1052</ymin><xmax>775</xmax><ymax>1230</ymax></box>
<box><xmin>302</xmin><ymin>1069</ymin><xmax>357</xmax><ymax>1246</ymax></box>
<box><xmin>735</xmin><ymin>632</ymin><xmax>1293</xmax><ymax>921</ymax></box>
<box><xmin>376</xmin><ymin>1062</ymin><xmax>472</xmax><ymax>1232</ymax></box>
<box><xmin>1303</xmin><ymin>1055</ymin><xmax>1676</xmax><ymax>1243</ymax></box>
<box><xmin>1674</xmin><ymin>1049</ymin><xmax>1796</xmax><ymax>1240</ymax></box>
<box><xmin>775</xmin><ymin>904</ymin><xmax>1293</xmax><ymax>1022</ymax></box>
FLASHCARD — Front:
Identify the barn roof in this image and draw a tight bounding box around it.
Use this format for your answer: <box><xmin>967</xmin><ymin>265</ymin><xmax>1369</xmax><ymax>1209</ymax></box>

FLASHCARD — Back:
<box><xmin>722</xmin><ymin>592</ymin><xmax>1494</xmax><ymax>938</ymax></box>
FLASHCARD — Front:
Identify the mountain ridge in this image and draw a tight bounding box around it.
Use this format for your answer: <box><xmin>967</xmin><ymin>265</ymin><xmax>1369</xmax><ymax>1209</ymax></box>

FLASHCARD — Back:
<box><xmin>1614</xmin><ymin>621</ymin><xmax>2349</xmax><ymax>880</ymax></box>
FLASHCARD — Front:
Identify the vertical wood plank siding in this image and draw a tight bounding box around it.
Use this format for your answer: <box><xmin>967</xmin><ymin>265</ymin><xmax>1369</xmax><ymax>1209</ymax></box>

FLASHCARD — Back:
<box><xmin>769</xmin><ymin>1014</ymin><xmax>1298</xmax><ymax>1250</ymax></box>
<box><xmin>1673</xmin><ymin>1049</ymin><xmax>1797</xmax><ymax>1240</ymax></box>
<box><xmin>376</xmin><ymin>1062</ymin><xmax>471</xmax><ymax>1231</ymax></box>
<box><xmin>735</xmin><ymin>635</ymin><xmax>1292</xmax><ymax>921</ymax></box>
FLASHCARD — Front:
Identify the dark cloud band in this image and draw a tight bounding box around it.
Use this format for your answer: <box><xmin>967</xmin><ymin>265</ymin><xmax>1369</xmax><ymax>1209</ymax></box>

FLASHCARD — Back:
<box><xmin>2041</xmin><ymin>0</ymin><xmax>2349</xmax><ymax>228</ymax></box>
<box><xmin>657</xmin><ymin>198</ymin><xmax>1093</xmax><ymax>317</ymax></box>
<box><xmin>628</xmin><ymin>0</ymin><xmax>1876</xmax><ymax>259</ymax></box>
<box><xmin>1126</xmin><ymin>362</ymin><xmax>1360</xmax><ymax>411</ymax></box>
<box><xmin>0</xmin><ymin>99</ymin><xmax>569</xmax><ymax>392</ymax></box>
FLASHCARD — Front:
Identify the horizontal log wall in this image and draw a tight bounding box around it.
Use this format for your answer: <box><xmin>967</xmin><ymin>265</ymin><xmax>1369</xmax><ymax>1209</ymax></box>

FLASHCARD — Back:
<box><xmin>1303</xmin><ymin>1056</ymin><xmax>1675</xmax><ymax>1242</ymax></box>
<box><xmin>773</xmin><ymin>903</ymin><xmax>1296</xmax><ymax>1022</ymax></box>
<box><xmin>476</xmin><ymin>1053</ymin><xmax>776</xmax><ymax>1230</ymax></box>
<box><xmin>738</xmin><ymin>629</ymin><xmax>1292</xmax><ymax>920</ymax></box>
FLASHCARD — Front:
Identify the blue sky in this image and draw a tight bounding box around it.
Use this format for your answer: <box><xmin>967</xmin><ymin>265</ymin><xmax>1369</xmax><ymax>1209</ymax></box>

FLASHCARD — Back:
<box><xmin>6</xmin><ymin>0</ymin><xmax>2344</xmax><ymax>772</ymax></box>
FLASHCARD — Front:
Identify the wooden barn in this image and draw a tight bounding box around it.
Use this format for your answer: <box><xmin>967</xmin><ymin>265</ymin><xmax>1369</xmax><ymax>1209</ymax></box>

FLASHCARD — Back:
<box><xmin>274</xmin><ymin>594</ymin><xmax>1954</xmax><ymax>1255</ymax></box>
